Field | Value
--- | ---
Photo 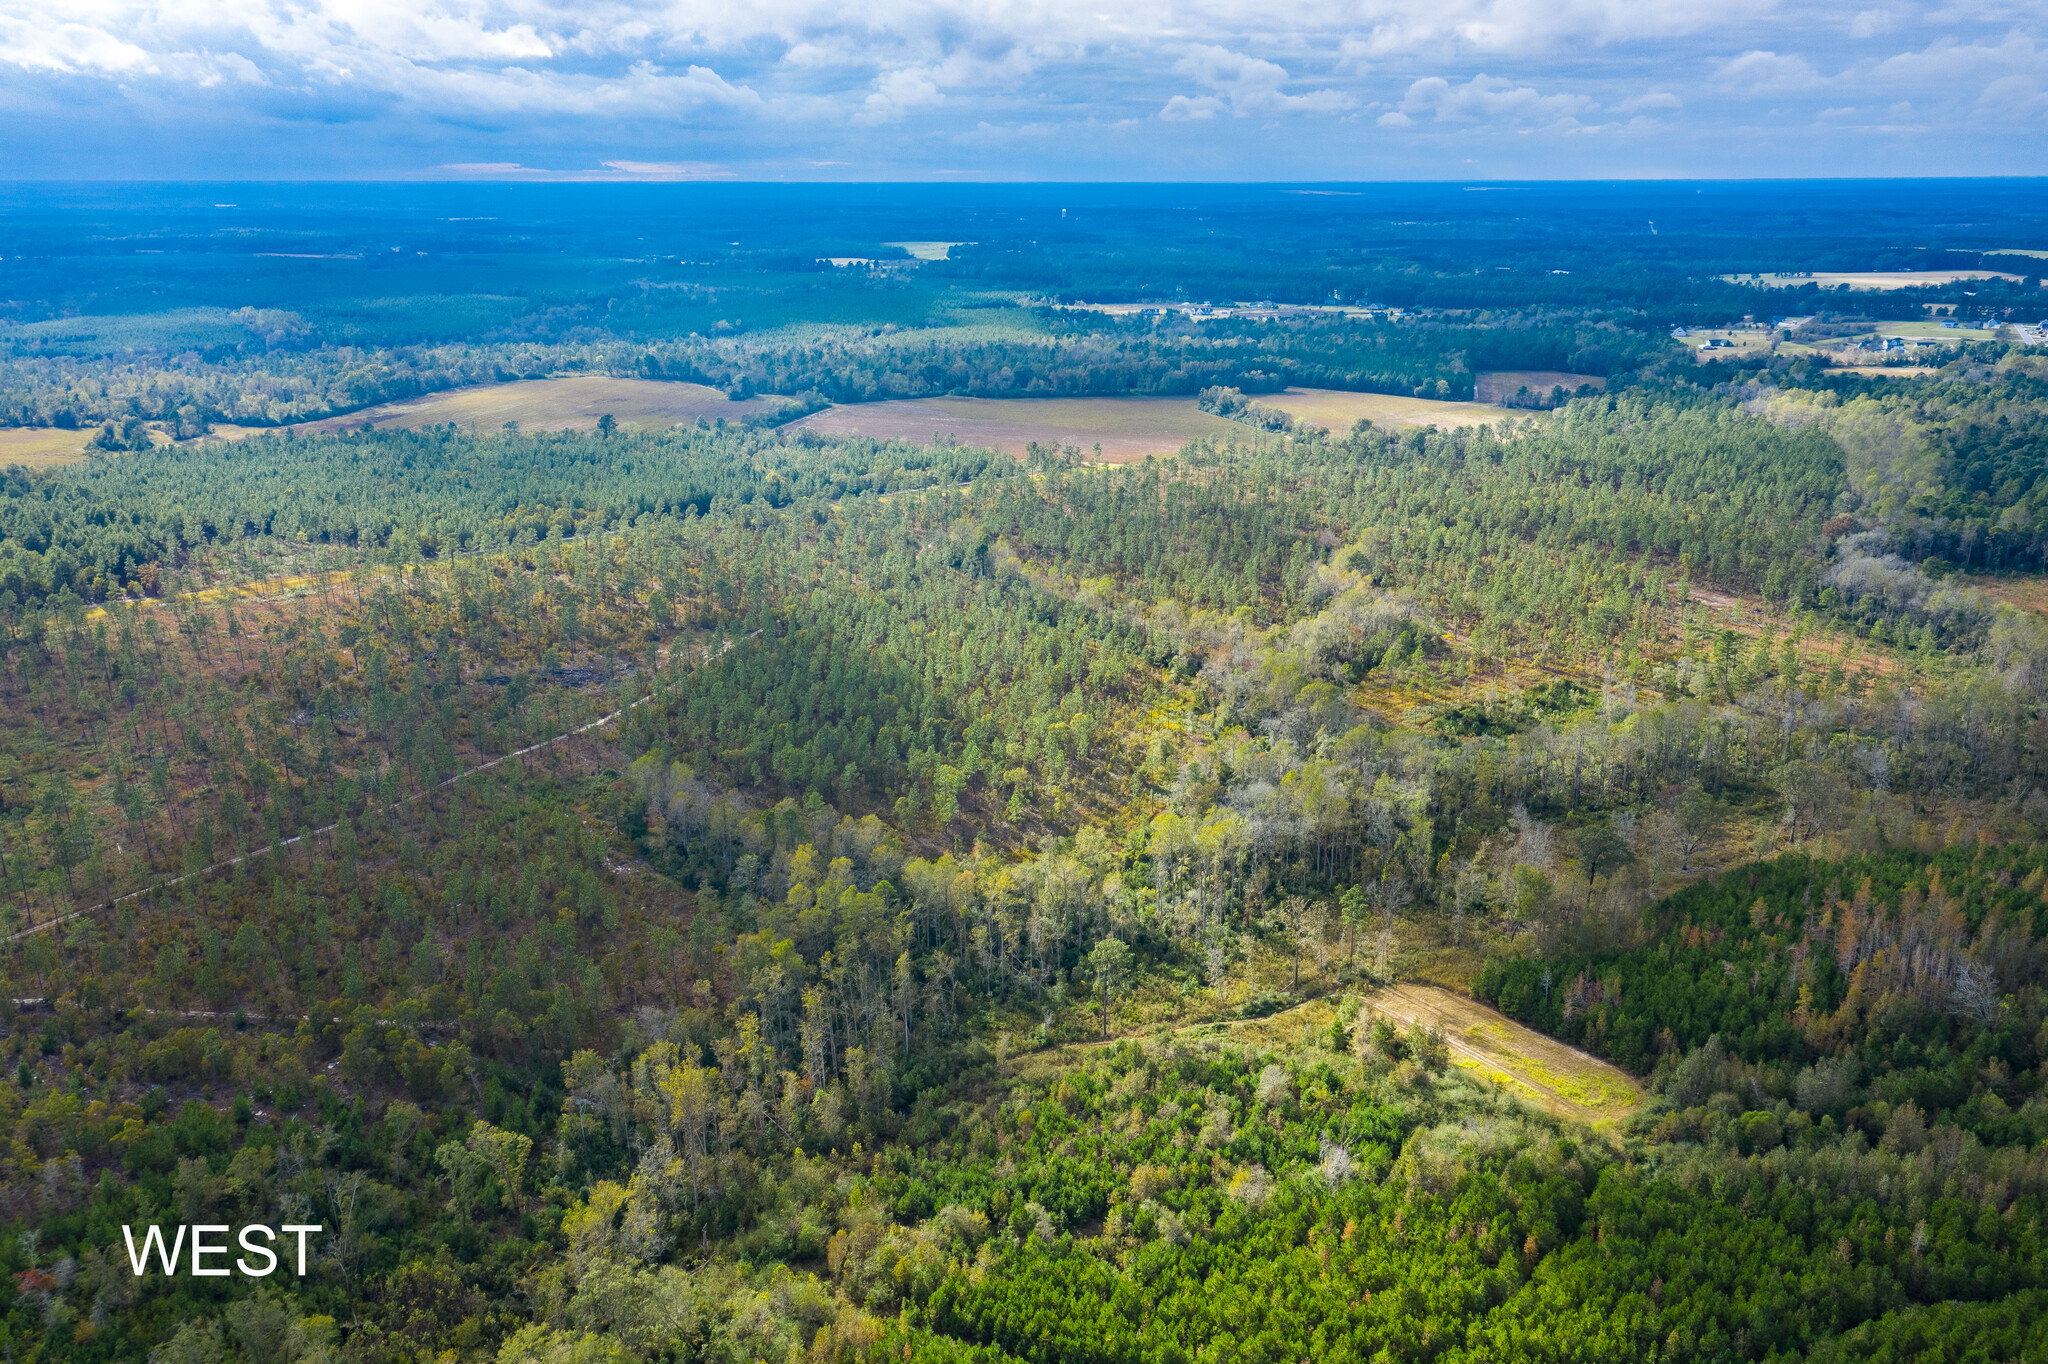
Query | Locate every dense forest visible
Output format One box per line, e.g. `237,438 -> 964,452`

4,367 -> 2048,1361
4,182 -> 2048,1364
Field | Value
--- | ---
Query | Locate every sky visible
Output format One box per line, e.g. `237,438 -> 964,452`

1,0 -> 2044,180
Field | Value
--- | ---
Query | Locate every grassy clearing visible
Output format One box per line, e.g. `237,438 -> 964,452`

1364,983 -> 1644,1126
287,376 -> 786,435
1269,387 -> 1519,431
0,425 -> 93,468
1965,574 -> 2048,616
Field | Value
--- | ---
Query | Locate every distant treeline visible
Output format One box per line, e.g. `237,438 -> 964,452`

0,313 -> 1674,431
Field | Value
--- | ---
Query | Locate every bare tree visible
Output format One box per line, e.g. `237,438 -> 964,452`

1277,896 -> 1327,993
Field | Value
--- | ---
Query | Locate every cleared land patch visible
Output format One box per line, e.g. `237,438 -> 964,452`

790,395 -> 1242,461
1965,574 -> 2048,617
0,426 -> 93,469
882,241 -> 968,260
1176,982 -> 1643,1128
1729,270 -> 2026,290
1363,983 -> 1643,1125
289,376 -> 785,435
1268,387 -> 1519,430
791,388 -> 1515,462
1472,371 -> 1606,405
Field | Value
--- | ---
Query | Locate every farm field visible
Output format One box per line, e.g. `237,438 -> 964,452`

881,240 -> 968,260
790,387 -> 1517,461
0,424 -> 92,468
1828,364 -> 1940,377
287,375 -> 785,435
789,393 -> 1239,460
1472,370 -> 1605,404
1728,269 -> 2027,289
1272,386 -> 1520,429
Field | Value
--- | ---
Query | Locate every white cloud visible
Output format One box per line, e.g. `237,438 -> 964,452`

1714,50 -> 1824,91
599,159 -> 731,175
1161,93 -> 1226,121
1164,44 -> 1355,118
0,13 -> 150,74
854,65 -> 944,124
1615,89 -> 1681,112
0,0 -> 2041,172
1976,73 -> 2048,117
1397,73 -> 1591,125
1870,33 -> 2044,86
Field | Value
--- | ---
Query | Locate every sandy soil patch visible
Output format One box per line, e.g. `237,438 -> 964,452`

289,376 -> 785,436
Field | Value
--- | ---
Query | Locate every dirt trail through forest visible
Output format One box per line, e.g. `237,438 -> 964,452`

6,690 -> 654,944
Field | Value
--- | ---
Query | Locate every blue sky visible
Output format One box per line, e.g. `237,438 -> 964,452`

1,0 -> 2043,179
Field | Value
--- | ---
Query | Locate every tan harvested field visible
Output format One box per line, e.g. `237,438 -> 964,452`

1730,270 -> 2025,290
1473,371 -> 1605,404
1830,365 -> 1939,378
1364,983 -> 1643,1125
1268,387 -> 1519,431
289,376 -> 785,436
882,241 -> 968,260
0,426 -> 94,468
791,388 -> 1516,463
790,395 -> 1242,461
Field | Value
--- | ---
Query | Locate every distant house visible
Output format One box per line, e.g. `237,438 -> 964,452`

1670,327 -> 1690,338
